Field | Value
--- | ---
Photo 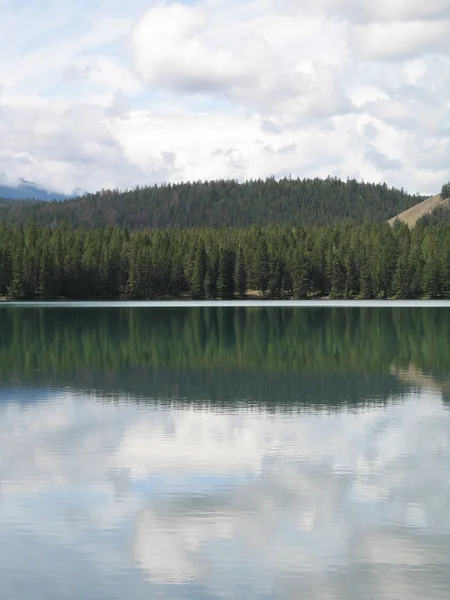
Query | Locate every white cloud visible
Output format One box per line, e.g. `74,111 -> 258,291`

352,20 -> 450,60
1,0 -> 450,195
130,1 -> 350,114
296,0 -> 450,23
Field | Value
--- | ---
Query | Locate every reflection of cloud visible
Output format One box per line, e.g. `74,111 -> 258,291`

1,389 -> 450,598
134,507 -> 207,584
114,411 -> 265,478
132,478 -> 346,589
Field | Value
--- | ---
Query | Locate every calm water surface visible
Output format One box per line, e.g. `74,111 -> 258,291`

1,306 -> 450,599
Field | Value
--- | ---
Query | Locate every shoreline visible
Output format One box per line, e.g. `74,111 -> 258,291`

1,299 -> 450,308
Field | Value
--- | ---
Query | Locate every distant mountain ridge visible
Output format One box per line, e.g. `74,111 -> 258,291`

0,178 -> 71,201
0,177 -> 427,229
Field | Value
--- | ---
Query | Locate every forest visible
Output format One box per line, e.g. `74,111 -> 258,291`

0,217 -> 449,300
0,176 -> 424,229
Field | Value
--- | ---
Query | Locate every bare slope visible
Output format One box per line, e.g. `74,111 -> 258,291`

388,194 -> 448,227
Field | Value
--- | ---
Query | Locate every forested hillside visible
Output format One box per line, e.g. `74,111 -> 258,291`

0,177 -> 424,229
0,219 -> 448,301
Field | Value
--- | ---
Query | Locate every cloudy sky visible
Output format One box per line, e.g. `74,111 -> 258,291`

1,0 -> 449,195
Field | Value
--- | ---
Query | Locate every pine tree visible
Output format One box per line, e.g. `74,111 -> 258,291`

330,250 -> 346,298
392,250 -> 412,299
344,251 -> 359,298
8,245 -> 25,300
0,243 -> 12,297
204,263 -> 218,299
168,252 -> 187,297
359,250 -> 373,299
290,247 -> 310,299
267,256 -> 283,298
423,244 -> 443,298
217,248 -> 235,299
142,245 -> 155,299
127,246 -> 145,299
372,225 -> 398,298
234,247 -> 247,297
251,238 -> 269,294
309,235 -> 326,295
39,243 -> 58,299
190,244 -> 207,299
409,229 -> 424,297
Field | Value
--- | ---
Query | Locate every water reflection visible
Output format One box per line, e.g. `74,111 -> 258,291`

2,306 -> 450,406
1,307 -> 450,599
1,387 -> 450,599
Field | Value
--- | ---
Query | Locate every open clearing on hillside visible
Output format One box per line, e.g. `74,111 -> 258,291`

388,194 -> 448,227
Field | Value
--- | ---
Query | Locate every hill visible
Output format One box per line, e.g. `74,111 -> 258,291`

388,194 -> 448,227
0,177 -> 425,229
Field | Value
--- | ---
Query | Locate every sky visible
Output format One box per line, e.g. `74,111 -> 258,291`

1,0 -> 450,195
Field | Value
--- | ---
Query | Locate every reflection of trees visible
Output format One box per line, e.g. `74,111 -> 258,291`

0,307 -> 449,407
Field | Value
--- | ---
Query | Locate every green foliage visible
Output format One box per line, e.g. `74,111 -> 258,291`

190,244 -> 208,299
217,248 -> 235,299
1,220 -> 450,300
234,248 -> 247,297
0,177 -> 425,230
290,247 -> 310,299
417,204 -> 450,227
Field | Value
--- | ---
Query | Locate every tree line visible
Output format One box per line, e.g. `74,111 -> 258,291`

0,218 -> 449,300
0,176 -> 424,229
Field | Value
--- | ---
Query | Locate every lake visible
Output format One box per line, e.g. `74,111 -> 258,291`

1,305 -> 450,599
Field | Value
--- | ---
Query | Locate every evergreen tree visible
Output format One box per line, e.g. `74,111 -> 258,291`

234,247 -> 247,297
127,245 -> 146,299
267,256 -> 283,298
39,243 -> 58,299
409,228 -> 424,297
329,249 -> 346,298
204,263 -> 218,299
344,251 -> 359,298
190,244 -> 207,299
142,245 -> 155,299
252,238 -> 269,295
422,242 -> 444,298
8,245 -> 25,300
359,250 -> 374,299
290,247 -> 310,299
392,250 -> 413,299
0,243 -> 12,297
217,248 -> 235,299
